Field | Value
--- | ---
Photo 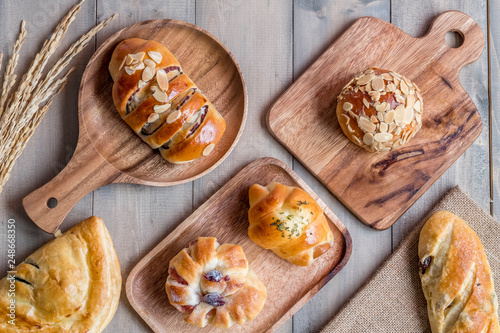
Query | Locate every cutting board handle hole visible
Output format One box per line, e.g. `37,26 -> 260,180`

47,197 -> 58,209
445,30 -> 464,48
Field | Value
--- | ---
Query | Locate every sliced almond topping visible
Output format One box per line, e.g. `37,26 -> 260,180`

381,73 -> 393,81
374,132 -> 393,143
153,89 -> 168,103
389,122 -> 396,132
148,51 -> 163,64
347,124 -> 355,133
375,103 -> 386,112
395,105 -> 405,124
386,83 -> 396,92
341,114 -> 350,124
124,66 -> 135,75
203,143 -> 215,156
406,94 -> 415,108
352,135 -> 362,145
154,103 -> 171,113
131,52 -> 146,62
365,82 -> 372,92
385,110 -> 396,123
404,107 -> 414,124
343,102 -> 353,111
356,73 -> 375,85
400,80 -> 409,95
393,77 -> 400,87
413,100 -> 422,112
142,66 -> 155,82
364,68 -> 375,74
167,110 -> 181,124
125,54 -> 135,65
372,77 -> 385,91
144,59 -> 156,68
415,113 -> 422,124
358,116 -> 376,133
371,115 -> 379,123
138,80 -> 147,89
157,70 -> 169,92
380,122 -> 388,133
363,98 -> 370,109
148,112 -> 159,123
368,90 -> 380,101
394,126 -> 403,136
363,133 -> 374,145
348,110 -> 358,120
130,61 -> 145,71
119,57 -> 127,70
377,111 -> 384,122
395,93 -> 405,104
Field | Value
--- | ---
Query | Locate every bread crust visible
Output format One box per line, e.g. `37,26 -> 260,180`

418,211 -> 500,333
247,182 -> 334,266
0,217 -> 121,333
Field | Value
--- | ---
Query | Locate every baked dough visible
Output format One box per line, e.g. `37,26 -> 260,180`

336,66 -> 423,152
165,237 -> 266,328
248,182 -> 334,266
109,38 -> 226,164
0,217 -> 121,332
418,211 -> 499,333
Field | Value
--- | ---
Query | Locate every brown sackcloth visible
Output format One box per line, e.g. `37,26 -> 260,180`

321,186 -> 500,333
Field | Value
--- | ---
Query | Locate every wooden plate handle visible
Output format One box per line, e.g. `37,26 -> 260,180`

22,136 -> 121,234
425,11 -> 485,73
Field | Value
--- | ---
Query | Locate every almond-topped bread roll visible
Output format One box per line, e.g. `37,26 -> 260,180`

109,38 -> 226,164
418,211 -> 500,333
248,182 -> 334,266
336,66 -> 423,152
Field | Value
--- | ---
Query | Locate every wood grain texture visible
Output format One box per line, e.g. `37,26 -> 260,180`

21,18 -> 247,233
290,1 -> 393,331
126,157 -> 351,333
268,11 -> 484,230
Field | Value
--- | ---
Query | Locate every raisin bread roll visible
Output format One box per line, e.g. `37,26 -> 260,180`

109,38 -> 226,164
247,182 -> 334,266
165,237 -> 266,328
336,66 -> 423,152
418,211 -> 500,333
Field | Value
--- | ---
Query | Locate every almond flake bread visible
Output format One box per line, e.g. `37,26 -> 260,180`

165,237 -> 266,328
248,182 -> 334,266
418,211 -> 499,333
109,38 -> 226,164
336,66 -> 423,152
0,217 -> 121,332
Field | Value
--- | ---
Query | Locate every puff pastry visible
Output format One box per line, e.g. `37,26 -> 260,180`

109,38 -> 226,164
248,182 -> 334,266
418,211 -> 499,333
0,216 -> 121,332
165,237 -> 266,328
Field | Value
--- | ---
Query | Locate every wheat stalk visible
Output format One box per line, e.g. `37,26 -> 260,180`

0,0 -> 117,194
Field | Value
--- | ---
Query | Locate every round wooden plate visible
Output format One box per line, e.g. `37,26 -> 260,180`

23,19 -> 247,233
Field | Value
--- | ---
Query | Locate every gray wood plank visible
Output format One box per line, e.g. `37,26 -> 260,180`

194,1 -> 294,332
94,1 -> 195,332
0,0 -> 95,276
391,1 -> 490,247
491,0 -> 500,219
291,1 -> 392,332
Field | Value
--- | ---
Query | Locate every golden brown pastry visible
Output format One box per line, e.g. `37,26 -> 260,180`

248,182 -> 333,266
0,216 -> 121,333
418,211 -> 499,333
109,38 -> 226,163
336,66 -> 423,152
165,237 -> 266,328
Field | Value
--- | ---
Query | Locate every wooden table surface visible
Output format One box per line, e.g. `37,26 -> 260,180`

0,0 -> 497,332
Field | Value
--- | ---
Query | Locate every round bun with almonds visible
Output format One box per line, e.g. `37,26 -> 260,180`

336,66 -> 423,152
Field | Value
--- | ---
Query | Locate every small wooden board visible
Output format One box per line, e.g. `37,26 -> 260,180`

267,11 -> 484,230
126,157 -> 352,333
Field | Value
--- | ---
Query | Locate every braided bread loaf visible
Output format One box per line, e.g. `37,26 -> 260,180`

419,211 -> 499,333
248,182 -> 334,266
165,237 -> 266,328
109,38 -> 226,163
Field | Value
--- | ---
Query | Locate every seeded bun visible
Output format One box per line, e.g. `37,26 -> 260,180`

336,67 -> 423,152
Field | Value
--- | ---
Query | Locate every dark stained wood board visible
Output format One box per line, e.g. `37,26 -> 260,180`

126,157 -> 352,333
22,19 -> 247,234
267,11 -> 484,230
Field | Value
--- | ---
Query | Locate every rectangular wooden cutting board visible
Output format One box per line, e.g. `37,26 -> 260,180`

267,11 -> 484,230
126,157 -> 352,333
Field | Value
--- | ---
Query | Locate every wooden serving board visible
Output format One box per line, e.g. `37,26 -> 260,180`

126,157 -> 352,333
267,11 -> 484,230
22,19 -> 247,233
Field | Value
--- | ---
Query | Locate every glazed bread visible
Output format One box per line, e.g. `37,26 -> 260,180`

109,38 -> 226,163
165,237 -> 266,328
0,217 -> 121,333
418,211 -> 499,333
336,66 -> 423,152
248,182 -> 333,266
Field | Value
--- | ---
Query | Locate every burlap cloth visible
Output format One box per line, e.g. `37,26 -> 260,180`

321,186 -> 500,333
